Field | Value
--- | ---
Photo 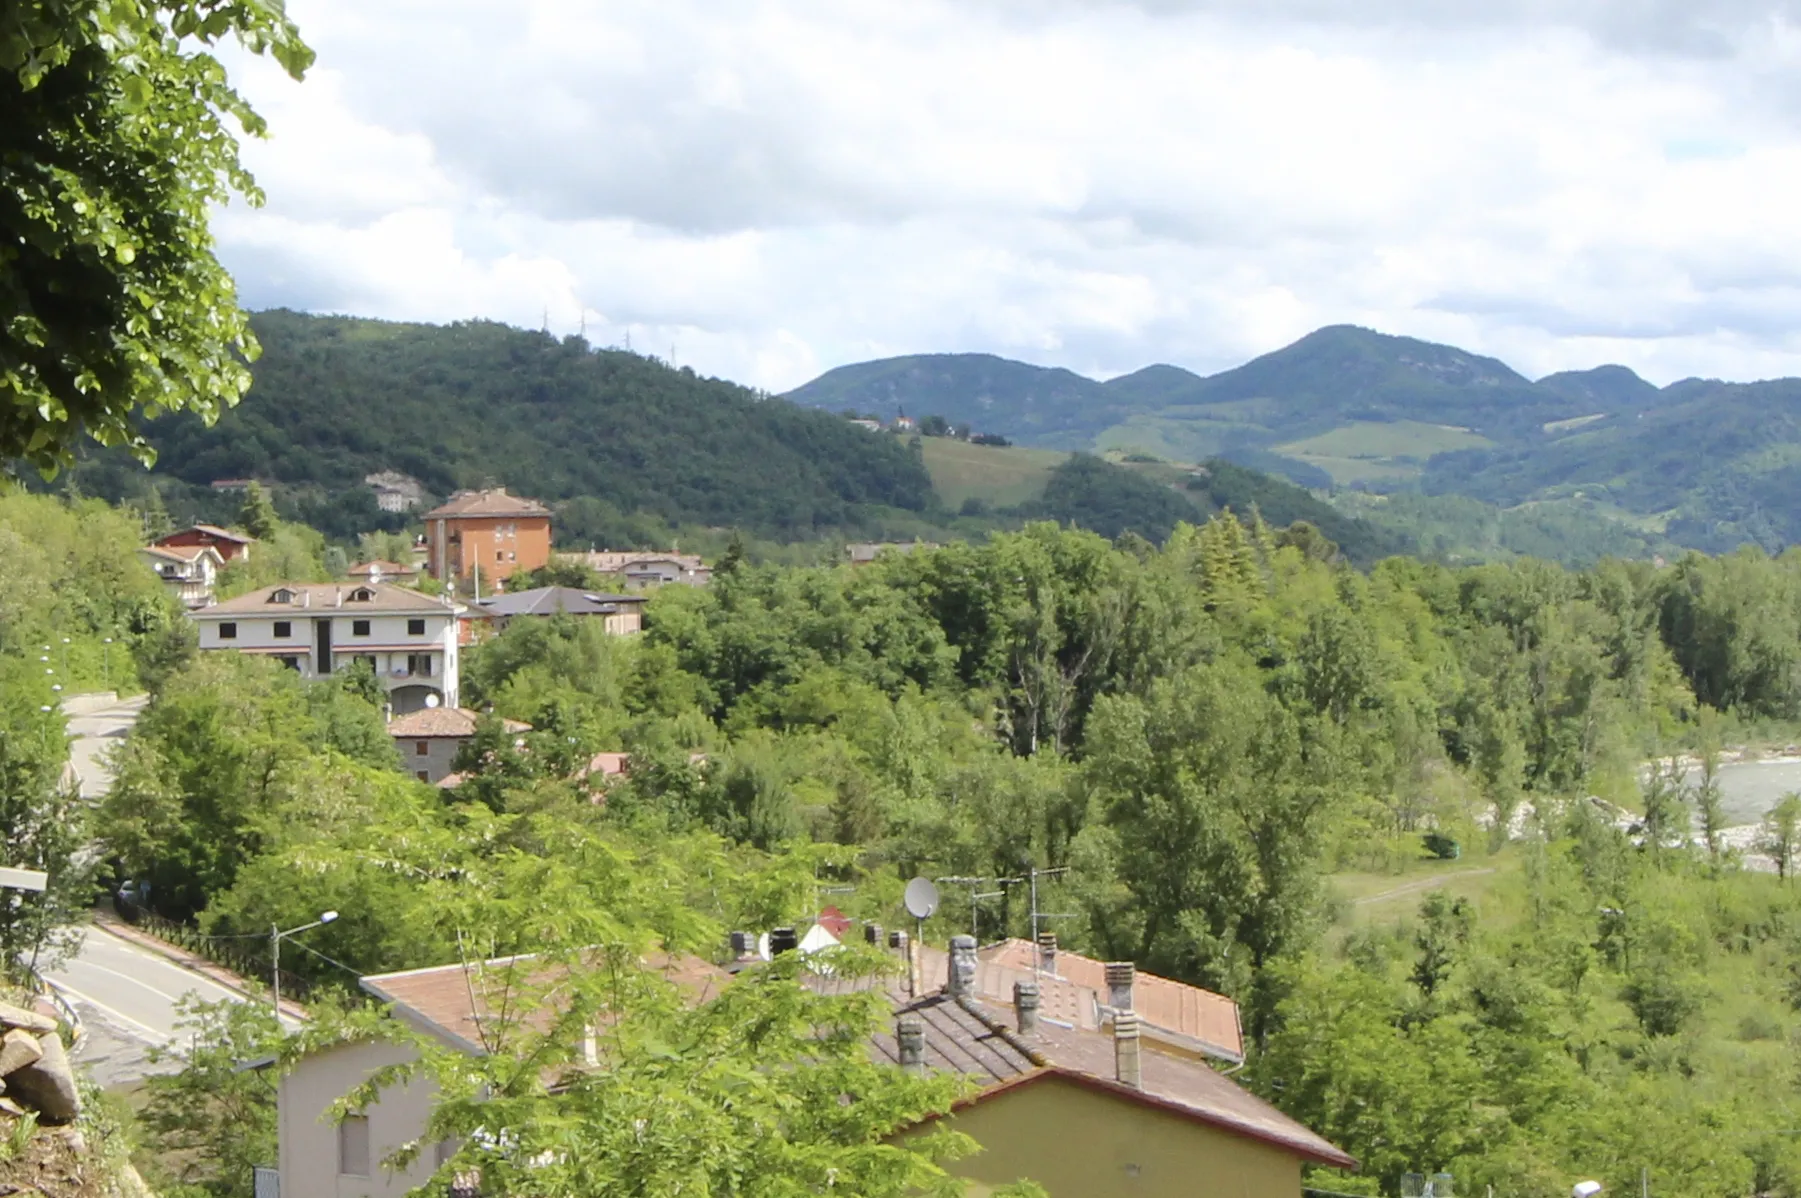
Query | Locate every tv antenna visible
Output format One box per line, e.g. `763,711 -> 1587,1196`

1026,866 -> 1075,973
937,875 -> 1020,943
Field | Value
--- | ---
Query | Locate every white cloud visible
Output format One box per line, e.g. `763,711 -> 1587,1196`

211,0 -> 1801,394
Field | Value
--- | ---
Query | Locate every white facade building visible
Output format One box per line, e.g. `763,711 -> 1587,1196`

190,582 -> 464,713
138,544 -> 224,609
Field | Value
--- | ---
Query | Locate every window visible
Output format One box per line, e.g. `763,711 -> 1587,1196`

354,654 -> 376,672
416,771 -> 430,782
338,1115 -> 370,1177
273,621 -> 291,638
408,618 -> 426,636
270,588 -> 294,604
495,550 -> 504,562
349,587 -> 375,602
352,619 -> 370,637
218,623 -> 237,640
408,654 -> 434,677
277,656 -> 300,671
415,741 -> 429,757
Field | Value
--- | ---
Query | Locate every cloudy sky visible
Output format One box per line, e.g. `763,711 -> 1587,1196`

215,0 -> 1801,391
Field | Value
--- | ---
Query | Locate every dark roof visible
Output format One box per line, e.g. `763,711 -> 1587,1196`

475,586 -> 645,618
810,966 -> 1352,1169
156,524 -> 254,544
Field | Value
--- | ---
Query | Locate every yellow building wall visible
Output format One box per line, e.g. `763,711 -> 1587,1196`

922,1076 -> 1305,1198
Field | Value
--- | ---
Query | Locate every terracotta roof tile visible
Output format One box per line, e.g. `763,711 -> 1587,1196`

387,707 -> 530,738
193,582 -> 463,618
423,489 -> 550,519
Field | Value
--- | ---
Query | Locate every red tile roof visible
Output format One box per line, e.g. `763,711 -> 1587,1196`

423,488 -> 550,519
387,707 -> 530,739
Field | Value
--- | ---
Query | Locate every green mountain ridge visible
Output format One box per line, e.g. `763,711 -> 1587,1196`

787,325 -> 1801,555
46,311 -> 1404,561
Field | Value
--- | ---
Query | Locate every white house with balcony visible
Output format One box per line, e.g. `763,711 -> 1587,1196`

190,582 -> 464,714
137,544 -> 225,609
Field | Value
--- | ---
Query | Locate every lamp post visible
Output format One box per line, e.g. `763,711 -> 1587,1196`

271,911 -> 338,1023
59,637 -> 69,676
102,638 -> 112,689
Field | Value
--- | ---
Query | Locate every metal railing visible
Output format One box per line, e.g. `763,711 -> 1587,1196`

119,903 -> 316,1003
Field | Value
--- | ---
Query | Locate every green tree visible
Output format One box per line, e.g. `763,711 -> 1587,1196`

1,0 -> 312,472
0,661 -> 91,974
1763,793 -> 1801,881
238,481 -> 278,540
139,997 -> 280,1198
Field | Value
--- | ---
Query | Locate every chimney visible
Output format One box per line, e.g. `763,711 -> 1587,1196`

896,1017 -> 925,1073
888,929 -> 907,951
864,923 -> 884,946
947,934 -> 977,997
1114,1010 -> 1142,1089
1105,961 -> 1135,1012
727,931 -> 755,960
1037,931 -> 1058,975
768,927 -> 799,955
1013,980 -> 1040,1036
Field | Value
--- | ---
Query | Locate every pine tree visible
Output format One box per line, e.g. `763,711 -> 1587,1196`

238,482 -> 279,540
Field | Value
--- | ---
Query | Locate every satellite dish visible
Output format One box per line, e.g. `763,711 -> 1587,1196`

903,877 -> 940,920
424,694 -> 440,708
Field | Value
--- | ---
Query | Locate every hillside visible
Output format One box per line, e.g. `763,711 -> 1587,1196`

790,325 -> 1801,556
784,353 -> 1123,449
70,311 -> 937,541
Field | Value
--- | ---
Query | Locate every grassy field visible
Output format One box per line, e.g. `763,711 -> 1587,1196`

1272,419 -> 1498,486
920,438 -> 1068,509
1327,848 -> 1520,929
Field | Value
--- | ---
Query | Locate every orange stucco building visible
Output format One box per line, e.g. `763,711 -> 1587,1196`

422,488 -> 551,592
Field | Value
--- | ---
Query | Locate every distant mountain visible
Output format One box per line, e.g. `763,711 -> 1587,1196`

784,353 -> 1121,449
789,325 -> 1801,555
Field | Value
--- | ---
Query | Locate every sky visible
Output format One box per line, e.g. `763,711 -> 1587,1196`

214,0 -> 1801,392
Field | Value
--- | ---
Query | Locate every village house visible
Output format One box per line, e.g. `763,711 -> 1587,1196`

276,951 -> 729,1198
153,523 -> 255,564
847,540 -> 936,566
346,560 -> 419,586
136,544 -> 224,609
386,706 -> 529,784
189,582 -> 464,714
465,586 -> 645,637
422,488 -> 552,591
274,932 -> 1348,1198
559,549 -> 710,587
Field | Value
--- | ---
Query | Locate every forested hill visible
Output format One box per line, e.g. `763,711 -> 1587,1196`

788,326 -> 1801,555
87,311 -> 936,539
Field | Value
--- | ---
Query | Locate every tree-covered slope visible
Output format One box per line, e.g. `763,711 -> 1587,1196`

99,311 -> 938,539
783,353 -> 1124,448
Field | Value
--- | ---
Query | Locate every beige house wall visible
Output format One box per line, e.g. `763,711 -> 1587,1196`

278,1039 -> 445,1198
918,1075 -> 1306,1198
394,735 -> 465,783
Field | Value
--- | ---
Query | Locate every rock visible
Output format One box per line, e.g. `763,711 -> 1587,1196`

0,1028 -> 43,1076
56,1128 -> 86,1155
6,1033 -> 80,1123
0,1002 -> 56,1035
0,1095 -> 21,1116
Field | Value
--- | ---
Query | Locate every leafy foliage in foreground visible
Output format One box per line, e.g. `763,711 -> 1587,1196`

0,0 -> 312,472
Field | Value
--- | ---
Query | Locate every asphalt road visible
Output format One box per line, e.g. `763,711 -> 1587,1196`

46,923 -> 252,1085
61,691 -> 147,800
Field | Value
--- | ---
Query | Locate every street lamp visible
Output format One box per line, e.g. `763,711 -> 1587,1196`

102,638 -> 113,689
271,911 -> 338,1022
59,637 -> 69,675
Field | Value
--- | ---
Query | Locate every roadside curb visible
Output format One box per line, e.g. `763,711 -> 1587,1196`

89,911 -> 310,1023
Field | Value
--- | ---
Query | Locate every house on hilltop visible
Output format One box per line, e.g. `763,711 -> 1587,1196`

190,582 -> 463,714
423,488 -> 551,592
153,524 -> 254,564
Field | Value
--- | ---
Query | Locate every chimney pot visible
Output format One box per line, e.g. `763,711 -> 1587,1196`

1114,1010 -> 1142,1089
1013,980 -> 1040,1036
864,923 -> 884,946
1105,961 -> 1136,1012
947,934 -> 977,997
1037,931 -> 1058,975
896,1016 -> 925,1073
727,931 -> 754,958
769,927 -> 799,955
